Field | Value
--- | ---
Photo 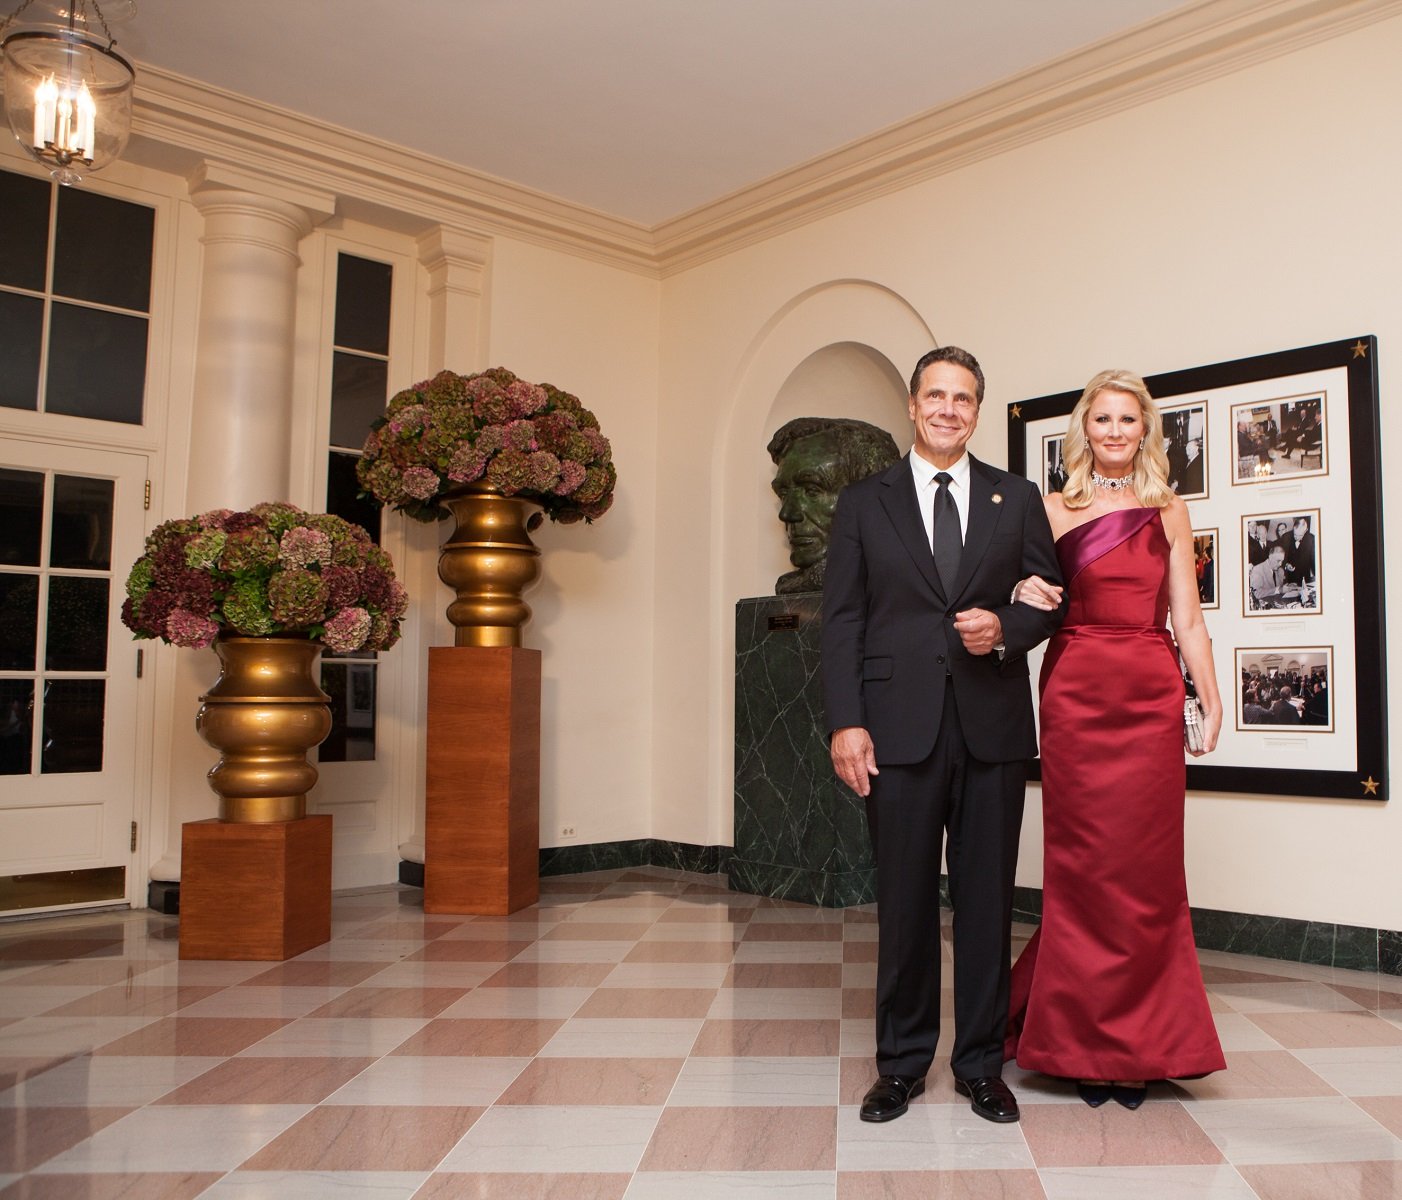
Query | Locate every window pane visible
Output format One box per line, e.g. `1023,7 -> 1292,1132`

329,352 -> 388,449
0,679 -> 34,776
0,469 -> 45,566
334,254 -> 392,355
0,169 -> 51,291
46,303 -> 148,424
53,187 -> 154,312
50,476 -> 114,570
46,577 -> 109,671
319,661 -> 376,762
0,292 -> 44,412
327,451 -> 380,544
41,678 -> 104,773
0,572 -> 39,669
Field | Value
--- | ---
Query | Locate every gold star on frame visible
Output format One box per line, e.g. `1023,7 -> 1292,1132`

1362,776 -> 1380,796
1353,340 -> 1369,358
1010,404 -> 1023,420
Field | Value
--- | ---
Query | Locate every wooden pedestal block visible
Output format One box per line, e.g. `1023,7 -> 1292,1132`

425,646 -> 540,915
179,815 -> 332,960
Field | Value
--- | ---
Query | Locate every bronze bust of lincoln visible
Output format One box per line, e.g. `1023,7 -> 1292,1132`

768,416 -> 900,595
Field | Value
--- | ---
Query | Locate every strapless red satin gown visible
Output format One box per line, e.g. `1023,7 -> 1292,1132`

1005,507 -> 1224,1080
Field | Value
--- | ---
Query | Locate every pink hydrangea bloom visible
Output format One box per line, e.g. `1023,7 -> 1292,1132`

322,606 -> 372,653
402,466 -> 441,500
387,580 -> 410,619
554,460 -> 588,495
166,608 -> 220,649
386,405 -> 430,437
277,526 -> 333,568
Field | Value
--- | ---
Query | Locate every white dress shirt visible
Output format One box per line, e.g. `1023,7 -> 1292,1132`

910,450 -> 970,552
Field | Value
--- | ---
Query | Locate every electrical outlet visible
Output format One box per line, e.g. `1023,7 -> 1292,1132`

560,826 -> 577,839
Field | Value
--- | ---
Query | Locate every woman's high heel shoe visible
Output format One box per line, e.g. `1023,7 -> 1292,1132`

1112,1083 -> 1148,1109
1076,1080 -> 1113,1108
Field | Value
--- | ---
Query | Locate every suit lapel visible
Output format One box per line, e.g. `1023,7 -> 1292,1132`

948,455 -> 1008,603
878,456 -> 943,599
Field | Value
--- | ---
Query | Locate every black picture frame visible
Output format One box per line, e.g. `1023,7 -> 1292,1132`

1008,335 -> 1385,801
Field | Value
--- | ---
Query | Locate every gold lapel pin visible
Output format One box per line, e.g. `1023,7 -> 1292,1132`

991,494 -> 1003,504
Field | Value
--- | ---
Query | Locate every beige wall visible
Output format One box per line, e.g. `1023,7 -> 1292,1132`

656,15 -> 1402,929
486,237 -> 662,848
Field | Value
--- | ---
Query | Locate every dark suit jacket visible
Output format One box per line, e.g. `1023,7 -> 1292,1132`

821,453 -> 1065,766
1179,454 -> 1204,496
1286,531 -> 1316,582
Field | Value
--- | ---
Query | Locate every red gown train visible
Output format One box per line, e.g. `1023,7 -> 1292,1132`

1005,507 -> 1224,1080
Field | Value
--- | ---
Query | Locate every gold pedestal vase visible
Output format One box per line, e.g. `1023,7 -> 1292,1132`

438,483 -> 543,647
195,635 -> 333,823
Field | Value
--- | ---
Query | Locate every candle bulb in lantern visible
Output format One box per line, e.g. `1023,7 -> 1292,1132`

33,75 -> 57,149
75,81 -> 95,158
55,92 -> 72,152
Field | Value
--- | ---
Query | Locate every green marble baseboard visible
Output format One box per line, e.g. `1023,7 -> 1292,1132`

728,853 -> 874,908
538,839 -> 727,877
394,846 -> 1402,977
998,875 -> 1397,976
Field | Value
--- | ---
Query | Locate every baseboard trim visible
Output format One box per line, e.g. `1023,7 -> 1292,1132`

161,836 -> 1399,977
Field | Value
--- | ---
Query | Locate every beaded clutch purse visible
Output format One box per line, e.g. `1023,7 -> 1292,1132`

1184,695 -> 1206,753
1179,647 -> 1205,753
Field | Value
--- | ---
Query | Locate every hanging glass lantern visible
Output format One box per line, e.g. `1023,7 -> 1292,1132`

1,1 -> 135,185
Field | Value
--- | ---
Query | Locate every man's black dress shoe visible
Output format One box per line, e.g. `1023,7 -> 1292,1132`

859,1074 -> 924,1122
954,1075 -> 1020,1123
1076,1081 -> 1113,1108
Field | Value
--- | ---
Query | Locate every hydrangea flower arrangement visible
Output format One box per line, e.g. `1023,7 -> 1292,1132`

355,367 -> 616,525
121,503 -> 408,652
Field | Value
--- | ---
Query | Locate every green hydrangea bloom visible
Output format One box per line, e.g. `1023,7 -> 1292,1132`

221,578 -> 276,635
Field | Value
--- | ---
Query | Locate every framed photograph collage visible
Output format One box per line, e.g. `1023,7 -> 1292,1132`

1009,336 -> 1385,801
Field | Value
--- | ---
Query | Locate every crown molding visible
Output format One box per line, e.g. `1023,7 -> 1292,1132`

128,66 -> 660,276
652,0 -> 1402,275
120,0 -> 1400,280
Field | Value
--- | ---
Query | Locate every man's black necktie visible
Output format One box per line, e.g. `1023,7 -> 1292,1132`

933,471 -> 962,592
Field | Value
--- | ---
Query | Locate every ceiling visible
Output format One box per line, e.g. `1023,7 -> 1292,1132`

105,0 -> 1196,227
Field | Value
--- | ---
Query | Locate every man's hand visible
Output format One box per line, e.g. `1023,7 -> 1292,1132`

830,726 -> 878,797
953,608 -> 1004,656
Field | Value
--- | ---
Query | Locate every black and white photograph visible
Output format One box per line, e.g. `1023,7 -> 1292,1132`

1193,529 -> 1218,609
1163,402 -> 1207,499
1237,647 -> 1332,732
1243,509 -> 1320,615
1232,393 -> 1327,484
1010,335 -> 1382,798
1042,433 -> 1066,495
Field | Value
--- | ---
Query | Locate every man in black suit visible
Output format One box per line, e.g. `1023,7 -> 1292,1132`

1178,438 -> 1204,496
1283,516 -> 1316,584
822,346 -> 1065,1125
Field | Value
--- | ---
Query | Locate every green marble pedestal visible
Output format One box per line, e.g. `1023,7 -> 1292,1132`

732,594 -> 875,906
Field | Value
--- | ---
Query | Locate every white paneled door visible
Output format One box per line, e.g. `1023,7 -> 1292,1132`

0,438 -> 148,914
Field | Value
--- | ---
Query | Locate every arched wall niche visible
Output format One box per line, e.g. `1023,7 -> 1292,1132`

703,279 -> 934,843
758,341 -> 908,592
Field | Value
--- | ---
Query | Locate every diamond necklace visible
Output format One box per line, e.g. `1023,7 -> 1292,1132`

1090,470 -> 1134,491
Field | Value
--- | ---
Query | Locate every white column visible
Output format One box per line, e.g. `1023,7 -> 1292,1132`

186,163 -> 335,509
396,226 -> 494,871
417,226 -> 492,374
147,165 -> 334,884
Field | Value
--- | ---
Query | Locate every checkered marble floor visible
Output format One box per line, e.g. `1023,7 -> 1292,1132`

2,866 -> 1402,1199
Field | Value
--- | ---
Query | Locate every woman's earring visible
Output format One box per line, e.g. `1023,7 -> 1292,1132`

1138,438 -> 1145,451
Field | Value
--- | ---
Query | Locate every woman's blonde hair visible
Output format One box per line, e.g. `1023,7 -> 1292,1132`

1060,369 -> 1174,510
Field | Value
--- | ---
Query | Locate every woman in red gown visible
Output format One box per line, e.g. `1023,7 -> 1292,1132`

1006,370 -> 1226,1108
